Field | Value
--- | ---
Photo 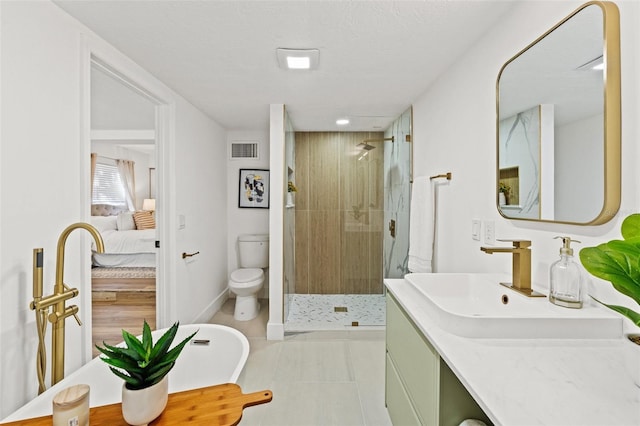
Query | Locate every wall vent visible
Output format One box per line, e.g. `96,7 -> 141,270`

230,141 -> 259,160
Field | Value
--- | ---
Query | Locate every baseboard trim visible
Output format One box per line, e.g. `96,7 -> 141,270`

191,288 -> 229,324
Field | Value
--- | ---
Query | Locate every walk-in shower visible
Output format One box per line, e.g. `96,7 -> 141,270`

283,109 -> 412,331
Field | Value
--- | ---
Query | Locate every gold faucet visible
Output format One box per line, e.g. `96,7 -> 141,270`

30,222 -> 105,388
480,239 -> 545,297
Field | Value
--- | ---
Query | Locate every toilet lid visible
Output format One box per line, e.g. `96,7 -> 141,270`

231,268 -> 263,283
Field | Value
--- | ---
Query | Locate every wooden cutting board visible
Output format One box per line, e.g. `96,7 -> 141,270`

2,383 -> 272,425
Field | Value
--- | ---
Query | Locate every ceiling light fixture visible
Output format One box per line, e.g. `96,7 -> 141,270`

287,56 -> 310,69
276,48 -> 319,70
336,118 -> 350,125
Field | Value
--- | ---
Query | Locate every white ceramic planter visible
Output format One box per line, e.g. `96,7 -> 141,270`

121,377 -> 168,426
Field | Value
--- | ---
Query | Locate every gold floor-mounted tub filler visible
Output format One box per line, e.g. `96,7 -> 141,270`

30,223 -> 104,393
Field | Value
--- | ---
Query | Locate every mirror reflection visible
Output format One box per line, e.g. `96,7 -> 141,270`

497,2 -> 620,224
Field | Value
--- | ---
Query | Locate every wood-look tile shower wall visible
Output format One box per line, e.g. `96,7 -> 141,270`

295,132 -> 384,295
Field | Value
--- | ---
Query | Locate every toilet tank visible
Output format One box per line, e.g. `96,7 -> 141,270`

238,234 -> 269,268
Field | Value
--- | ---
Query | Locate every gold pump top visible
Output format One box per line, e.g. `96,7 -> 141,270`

554,236 -> 580,256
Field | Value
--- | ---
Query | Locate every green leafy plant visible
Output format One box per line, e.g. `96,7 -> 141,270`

499,181 -> 511,195
579,214 -> 640,326
96,320 -> 198,390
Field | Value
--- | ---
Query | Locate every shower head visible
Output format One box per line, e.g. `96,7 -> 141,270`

360,136 -> 395,146
357,142 -> 376,151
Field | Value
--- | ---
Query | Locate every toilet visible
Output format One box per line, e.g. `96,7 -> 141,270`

229,234 -> 269,321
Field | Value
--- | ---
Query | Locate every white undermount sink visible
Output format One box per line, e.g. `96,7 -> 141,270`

404,273 -> 622,339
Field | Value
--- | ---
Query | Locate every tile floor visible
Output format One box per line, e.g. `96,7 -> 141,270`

209,298 -> 392,426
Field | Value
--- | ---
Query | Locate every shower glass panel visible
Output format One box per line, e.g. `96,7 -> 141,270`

384,108 -> 412,279
283,110 -> 295,324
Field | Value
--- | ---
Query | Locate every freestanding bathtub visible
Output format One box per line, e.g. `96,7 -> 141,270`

1,324 -> 250,423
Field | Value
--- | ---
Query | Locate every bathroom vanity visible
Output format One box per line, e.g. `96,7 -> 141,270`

385,276 -> 640,426
386,292 -> 491,425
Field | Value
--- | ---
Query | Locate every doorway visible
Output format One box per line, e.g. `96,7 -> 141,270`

88,60 -> 158,355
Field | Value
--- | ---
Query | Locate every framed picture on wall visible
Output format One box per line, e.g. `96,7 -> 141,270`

239,169 -> 270,209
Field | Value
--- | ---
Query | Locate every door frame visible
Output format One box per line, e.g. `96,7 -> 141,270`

79,34 -> 177,363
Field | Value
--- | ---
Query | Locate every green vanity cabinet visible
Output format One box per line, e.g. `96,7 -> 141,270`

385,293 -> 492,426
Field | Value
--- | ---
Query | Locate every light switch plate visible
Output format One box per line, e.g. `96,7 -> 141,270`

472,219 -> 481,241
484,220 -> 495,245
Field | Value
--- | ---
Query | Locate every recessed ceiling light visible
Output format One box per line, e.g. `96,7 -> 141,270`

276,48 -> 319,70
336,118 -> 350,125
287,56 -> 310,69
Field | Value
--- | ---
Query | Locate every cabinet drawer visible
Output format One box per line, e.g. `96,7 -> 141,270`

386,294 -> 439,425
386,353 -> 422,426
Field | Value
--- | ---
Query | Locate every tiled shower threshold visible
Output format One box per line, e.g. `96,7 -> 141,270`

285,293 -> 386,332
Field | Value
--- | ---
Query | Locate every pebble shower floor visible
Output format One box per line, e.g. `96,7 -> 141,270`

285,293 -> 386,331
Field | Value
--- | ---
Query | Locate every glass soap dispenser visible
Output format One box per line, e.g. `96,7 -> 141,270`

549,236 -> 583,308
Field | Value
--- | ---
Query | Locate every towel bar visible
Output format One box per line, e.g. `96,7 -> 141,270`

430,172 -> 452,180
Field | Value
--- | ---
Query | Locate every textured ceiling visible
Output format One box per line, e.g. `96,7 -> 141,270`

54,1 -> 515,131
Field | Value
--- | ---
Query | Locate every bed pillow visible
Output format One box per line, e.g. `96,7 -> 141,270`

116,211 -> 136,231
133,211 -> 156,230
90,215 -> 118,233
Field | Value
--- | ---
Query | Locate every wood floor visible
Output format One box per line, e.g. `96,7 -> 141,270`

92,277 -> 156,357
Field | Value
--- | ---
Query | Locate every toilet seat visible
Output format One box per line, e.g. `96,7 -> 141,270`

230,268 -> 263,283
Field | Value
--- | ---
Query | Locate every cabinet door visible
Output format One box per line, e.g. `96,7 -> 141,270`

386,294 -> 439,425
386,354 -> 422,426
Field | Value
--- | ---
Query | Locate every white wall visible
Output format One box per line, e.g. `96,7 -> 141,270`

0,1 -> 229,418
412,0 -> 639,319
555,113 -> 604,222
174,96 -> 228,324
267,104 -> 285,340
226,130 -> 270,297
1,2 -> 90,416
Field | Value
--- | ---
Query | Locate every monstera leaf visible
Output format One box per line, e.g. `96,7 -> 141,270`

580,214 -> 640,325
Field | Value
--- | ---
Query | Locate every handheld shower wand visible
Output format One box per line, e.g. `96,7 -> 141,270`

31,248 -> 47,394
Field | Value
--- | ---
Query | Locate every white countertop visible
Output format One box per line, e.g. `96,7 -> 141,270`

385,279 -> 640,426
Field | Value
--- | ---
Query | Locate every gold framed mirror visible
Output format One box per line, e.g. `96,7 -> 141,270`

496,1 -> 620,225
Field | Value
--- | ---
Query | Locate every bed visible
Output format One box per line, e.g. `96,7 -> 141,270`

90,204 -> 157,268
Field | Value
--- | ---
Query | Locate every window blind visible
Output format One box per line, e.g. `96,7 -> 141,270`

92,163 -> 127,206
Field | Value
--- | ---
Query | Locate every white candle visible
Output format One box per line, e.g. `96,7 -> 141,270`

52,384 -> 90,426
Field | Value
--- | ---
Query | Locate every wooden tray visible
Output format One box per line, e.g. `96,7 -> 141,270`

3,383 -> 272,425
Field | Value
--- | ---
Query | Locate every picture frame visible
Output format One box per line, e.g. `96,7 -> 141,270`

239,169 -> 270,209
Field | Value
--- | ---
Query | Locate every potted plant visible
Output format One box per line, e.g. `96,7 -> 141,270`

286,181 -> 297,206
498,182 -> 510,205
96,320 -> 197,425
579,214 -> 640,384
579,214 -> 640,324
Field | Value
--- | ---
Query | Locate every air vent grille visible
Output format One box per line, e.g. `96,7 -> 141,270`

230,142 -> 259,159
